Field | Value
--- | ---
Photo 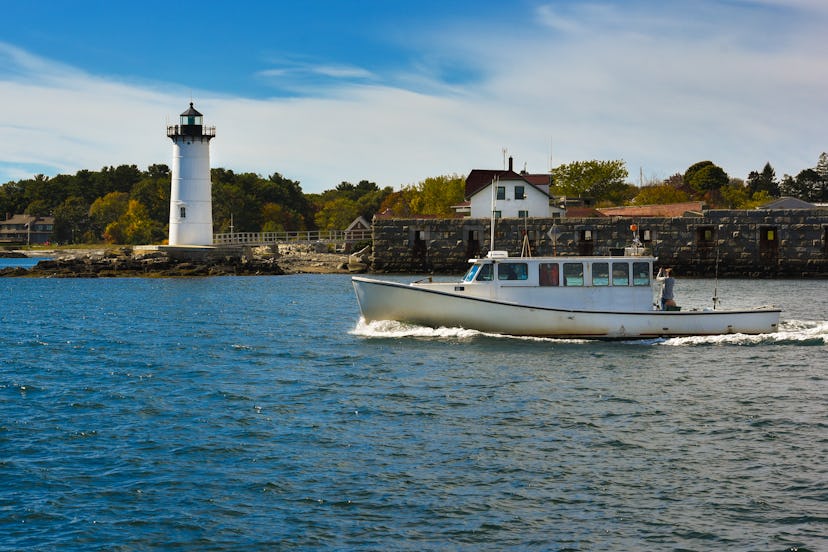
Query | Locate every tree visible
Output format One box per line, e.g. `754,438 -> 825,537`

53,196 -> 90,243
779,168 -> 824,202
409,174 -> 466,216
632,184 -> 689,206
89,191 -> 129,239
746,162 -> 779,196
686,162 -> 728,194
551,160 -> 629,203
314,197 -> 360,230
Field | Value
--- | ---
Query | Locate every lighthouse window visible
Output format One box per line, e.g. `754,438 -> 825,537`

180,206 -> 186,218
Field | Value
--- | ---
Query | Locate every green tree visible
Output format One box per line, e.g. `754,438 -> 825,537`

686,162 -> 729,194
53,196 -> 90,243
746,162 -> 779,196
409,174 -> 465,215
551,160 -> 629,202
314,197 -> 360,230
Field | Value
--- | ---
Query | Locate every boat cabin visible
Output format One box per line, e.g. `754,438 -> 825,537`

453,253 -> 658,312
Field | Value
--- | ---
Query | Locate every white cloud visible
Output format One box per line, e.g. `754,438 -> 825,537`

1,1 -> 827,193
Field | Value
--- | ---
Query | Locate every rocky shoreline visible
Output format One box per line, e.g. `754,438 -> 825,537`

0,244 -> 370,278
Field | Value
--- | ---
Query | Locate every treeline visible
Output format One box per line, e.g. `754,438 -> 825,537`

1,154 -> 825,245
0,164 -> 466,245
551,154 -> 828,208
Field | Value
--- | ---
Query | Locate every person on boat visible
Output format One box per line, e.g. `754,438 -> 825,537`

657,267 -> 676,310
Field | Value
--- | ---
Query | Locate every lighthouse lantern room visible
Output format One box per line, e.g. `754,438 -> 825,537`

167,102 -> 216,246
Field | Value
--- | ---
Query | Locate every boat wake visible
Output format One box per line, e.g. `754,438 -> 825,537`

350,318 -> 592,343
636,318 -> 827,347
352,318 -> 827,346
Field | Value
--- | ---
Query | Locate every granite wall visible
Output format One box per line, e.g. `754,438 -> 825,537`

370,210 -> 828,277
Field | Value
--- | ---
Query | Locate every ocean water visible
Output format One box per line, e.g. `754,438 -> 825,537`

1,274 -> 825,551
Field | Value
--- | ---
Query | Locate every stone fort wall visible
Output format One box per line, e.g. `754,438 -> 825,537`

370,210 -> 828,277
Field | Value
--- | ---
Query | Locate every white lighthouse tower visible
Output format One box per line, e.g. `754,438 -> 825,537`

167,102 -> 216,246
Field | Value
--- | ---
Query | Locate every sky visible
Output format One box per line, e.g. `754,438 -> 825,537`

1,0 -> 826,193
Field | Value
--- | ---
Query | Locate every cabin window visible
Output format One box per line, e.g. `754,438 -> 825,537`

592,262 -> 609,286
179,206 -> 186,218
476,264 -> 494,281
496,186 -> 506,200
463,264 -> 480,283
632,262 -> 650,286
498,262 -> 528,281
612,262 -> 630,286
539,263 -> 559,286
563,262 -> 584,286
515,186 -> 525,200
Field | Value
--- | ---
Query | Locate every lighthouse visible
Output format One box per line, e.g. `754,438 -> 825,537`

167,102 -> 216,246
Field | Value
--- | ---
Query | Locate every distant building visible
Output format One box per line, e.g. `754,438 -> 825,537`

460,157 -> 565,219
0,214 -> 55,245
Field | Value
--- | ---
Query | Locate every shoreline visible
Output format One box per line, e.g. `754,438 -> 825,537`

0,245 -> 364,277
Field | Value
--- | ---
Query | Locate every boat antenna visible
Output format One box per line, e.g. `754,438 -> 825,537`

490,176 -> 497,253
712,225 -> 721,310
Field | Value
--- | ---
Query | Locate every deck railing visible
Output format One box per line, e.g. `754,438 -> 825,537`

213,229 -> 371,246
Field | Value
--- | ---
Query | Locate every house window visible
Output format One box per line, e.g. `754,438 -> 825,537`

496,186 -> 506,200
518,210 -> 529,219
515,186 -> 525,200
180,206 -> 186,218
494,211 -> 502,219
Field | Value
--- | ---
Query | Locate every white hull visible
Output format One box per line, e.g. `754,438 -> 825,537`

352,276 -> 781,339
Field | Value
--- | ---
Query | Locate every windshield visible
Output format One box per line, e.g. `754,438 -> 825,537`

462,264 -> 481,282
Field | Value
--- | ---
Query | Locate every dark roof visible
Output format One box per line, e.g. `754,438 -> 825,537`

180,102 -> 202,117
758,196 -> 816,210
465,169 -> 551,199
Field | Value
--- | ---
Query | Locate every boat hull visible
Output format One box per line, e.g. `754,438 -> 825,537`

352,276 -> 781,338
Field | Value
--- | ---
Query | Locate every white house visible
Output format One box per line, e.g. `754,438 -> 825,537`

462,158 -> 565,219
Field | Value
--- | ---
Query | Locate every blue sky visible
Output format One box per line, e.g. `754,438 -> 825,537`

1,0 -> 826,193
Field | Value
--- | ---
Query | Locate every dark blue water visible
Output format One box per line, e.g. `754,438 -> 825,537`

1,275 -> 826,551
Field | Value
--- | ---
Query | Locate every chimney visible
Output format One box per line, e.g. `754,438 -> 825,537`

508,156 -> 513,172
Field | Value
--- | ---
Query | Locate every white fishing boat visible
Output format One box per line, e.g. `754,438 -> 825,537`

352,232 -> 781,339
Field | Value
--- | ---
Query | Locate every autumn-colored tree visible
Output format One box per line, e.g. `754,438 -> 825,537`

632,184 -> 689,206
89,191 -> 129,239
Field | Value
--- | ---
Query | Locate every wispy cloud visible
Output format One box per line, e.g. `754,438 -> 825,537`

1,1 -> 827,192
